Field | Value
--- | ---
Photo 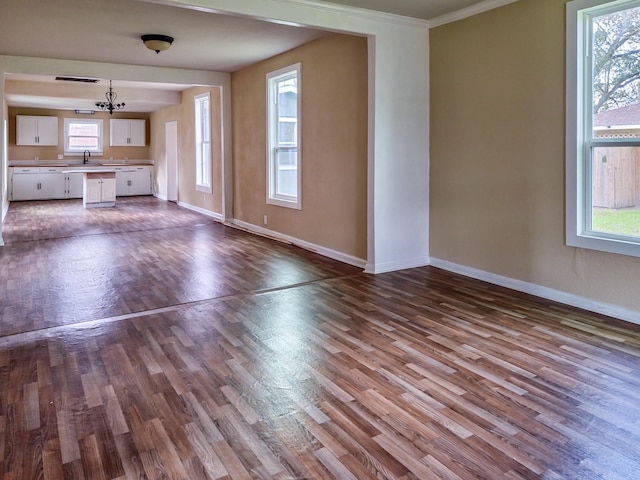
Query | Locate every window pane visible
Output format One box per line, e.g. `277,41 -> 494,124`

591,145 -> 640,238
69,123 -> 99,136
69,137 -> 98,149
592,6 -> 640,138
275,148 -> 297,197
277,120 -> 297,144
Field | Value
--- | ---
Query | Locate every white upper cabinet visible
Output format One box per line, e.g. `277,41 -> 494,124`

16,115 -> 59,145
110,119 -> 146,146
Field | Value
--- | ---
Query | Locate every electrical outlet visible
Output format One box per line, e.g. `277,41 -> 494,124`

35,156 -> 39,161
57,154 -> 63,160
263,215 -> 268,225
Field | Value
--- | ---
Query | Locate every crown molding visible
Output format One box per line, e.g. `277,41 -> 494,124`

428,0 -> 521,28
286,0 -> 430,28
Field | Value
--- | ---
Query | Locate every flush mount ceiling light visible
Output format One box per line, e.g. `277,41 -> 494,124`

95,80 -> 125,115
141,34 -> 174,54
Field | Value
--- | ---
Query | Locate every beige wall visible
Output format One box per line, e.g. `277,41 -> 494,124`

232,34 -> 368,260
150,86 -> 223,215
8,107 -> 150,162
430,0 -> 640,311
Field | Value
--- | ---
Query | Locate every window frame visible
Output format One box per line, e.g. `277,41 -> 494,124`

266,63 -> 302,210
64,118 -> 103,156
566,0 -> 640,258
194,92 -> 212,194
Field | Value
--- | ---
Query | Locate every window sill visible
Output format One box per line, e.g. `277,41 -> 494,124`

267,197 -> 301,210
567,231 -> 640,258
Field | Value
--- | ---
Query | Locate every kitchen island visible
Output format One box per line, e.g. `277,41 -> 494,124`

62,169 -> 116,208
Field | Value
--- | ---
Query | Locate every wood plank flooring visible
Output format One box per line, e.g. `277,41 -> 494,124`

1,198 -> 640,479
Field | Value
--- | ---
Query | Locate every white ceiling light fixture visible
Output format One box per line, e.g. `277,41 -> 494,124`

141,34 -> 174,54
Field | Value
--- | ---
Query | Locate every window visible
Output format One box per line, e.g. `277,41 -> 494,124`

195,92 -> 212,193
267,63 -> 301,209
64,118 -> 103,155
567,0 -> 640,257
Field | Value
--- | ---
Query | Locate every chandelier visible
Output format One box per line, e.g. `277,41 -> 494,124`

95,80 -> 125,114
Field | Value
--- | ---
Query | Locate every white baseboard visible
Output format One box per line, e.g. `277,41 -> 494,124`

232,219 -> 367,269
154,193 -> 168,201
365,256 -> 430,274
430,257 -> 640,326
176,201 -> 224,222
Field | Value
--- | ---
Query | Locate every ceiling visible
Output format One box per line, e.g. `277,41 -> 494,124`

1,0 -> 489,112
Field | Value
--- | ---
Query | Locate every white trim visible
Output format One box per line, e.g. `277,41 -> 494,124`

364,256 -> 430,274
266,63 -> 302,210
232,219 -> 366,269
176,201 -> 224,221
0,200 -> 5,246
195,92 -> 212,193
154,192 -> 168,201
566,0 -> 640,258
429,0 -> 521,28
430,257 -> 640,326
63,117 -> 103,156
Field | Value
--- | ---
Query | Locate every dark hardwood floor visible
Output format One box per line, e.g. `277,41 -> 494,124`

1,197 -> 639,479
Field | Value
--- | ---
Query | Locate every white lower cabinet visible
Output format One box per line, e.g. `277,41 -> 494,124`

114,166 -> 152,196
67,172 -> 84,199
84,174 -> 116,208
11,167 -> 66,200
10,165 -> 154,200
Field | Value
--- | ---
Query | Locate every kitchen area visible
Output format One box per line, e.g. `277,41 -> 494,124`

8,108 -> 154,206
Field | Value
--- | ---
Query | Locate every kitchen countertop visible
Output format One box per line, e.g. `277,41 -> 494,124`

61,169 -> 117,174
10,163 -> 153,168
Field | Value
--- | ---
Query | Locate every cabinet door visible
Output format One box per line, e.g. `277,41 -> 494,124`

67,173 -> 84,198
115,169 -> 130,196
39,172 -> 66,199
11,173 -> 40,200
36,117 -> 59,146
110,119 -> 130,146
100,178 -> 117,202
16,116 -> 38,145
128,120 -> 146,146
129,167 -> 152,195
84,178 -> 102,204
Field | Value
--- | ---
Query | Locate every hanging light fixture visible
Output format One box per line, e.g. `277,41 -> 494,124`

95,80 -> 125,114
141,34 -> 174,54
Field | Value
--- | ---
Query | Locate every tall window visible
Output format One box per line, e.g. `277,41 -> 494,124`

267,63 -> 301,209
64,118 -> 103,155
195,92 -> 212,193
567,0 -> 640,257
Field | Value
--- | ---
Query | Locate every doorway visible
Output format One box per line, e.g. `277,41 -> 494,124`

165,121 -> 178,202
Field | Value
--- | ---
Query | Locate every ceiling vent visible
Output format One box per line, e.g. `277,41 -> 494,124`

55,76 -> 99,83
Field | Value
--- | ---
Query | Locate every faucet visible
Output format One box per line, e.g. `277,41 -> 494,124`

83,150 -> 91,164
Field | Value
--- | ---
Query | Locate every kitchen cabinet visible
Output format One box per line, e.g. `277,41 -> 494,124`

84,172 -> 116,208
114,166 -> 153,196
10,167 -> 66,200
67,172 -> 84,199
16,115 -> 59,146
110,119 -> 146,146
